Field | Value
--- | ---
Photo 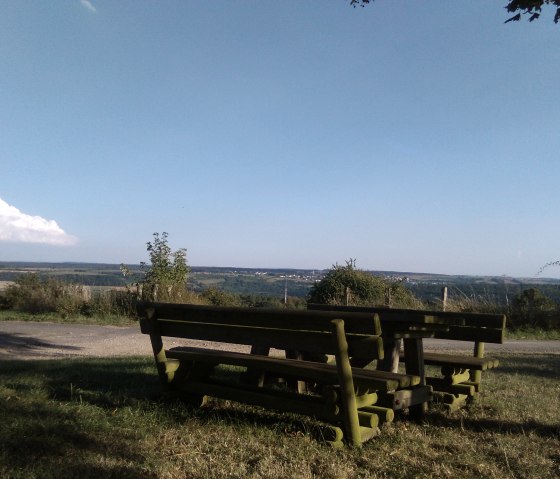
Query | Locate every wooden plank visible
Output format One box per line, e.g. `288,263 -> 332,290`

441,313 -> 506,329
402,338 -> 425,385
308,304 -> 506,329
357,411 -> 379,429
360,405 -> 394,424
331,319 -> 362,447
376,386 -> 432,411
419,352 -> 498,370
166,347 -> 401,391
308,304 -> 466,326
178,379 -> 339,423
158,320 -> 383,358
377,337 -> 401,373
426,378 -> 476,396
138,301 -> 382,335
392,310 -> 505,329
443,369 -> 471,385
351,368 -> 419,389
433,326 -> 504,343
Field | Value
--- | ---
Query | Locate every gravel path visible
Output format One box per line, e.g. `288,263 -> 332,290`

0,321 -> 559,360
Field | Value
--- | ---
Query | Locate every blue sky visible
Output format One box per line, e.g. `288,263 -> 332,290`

1,1 -> 559,278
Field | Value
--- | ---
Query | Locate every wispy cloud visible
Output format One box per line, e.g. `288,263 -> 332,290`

80,0 -> 97,14
0,198 -> 78,246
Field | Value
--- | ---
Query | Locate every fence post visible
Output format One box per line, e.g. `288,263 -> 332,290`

441,286 -> 448,311
384,287 -> 392,307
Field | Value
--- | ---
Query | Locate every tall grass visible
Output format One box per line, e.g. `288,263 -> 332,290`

0,355 -> 558,478
442,286 -> 560,330
0,273 -> 139,322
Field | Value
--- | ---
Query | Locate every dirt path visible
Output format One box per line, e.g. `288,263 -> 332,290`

0,321 -> 559,360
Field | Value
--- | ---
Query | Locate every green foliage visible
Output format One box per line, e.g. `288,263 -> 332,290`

509,288 -> 559,329
0,272 -> 140,320
200,288 -> 307,309
444,286 -> 560,330
307,259 -> 420,308
201,287 -> 244,307
2,273 -> 88,316
86,289 -> 138,318
504,0 -> 560,23
349,0 -> 560,23
140,232 -> 190,302
308,260 -> 383,306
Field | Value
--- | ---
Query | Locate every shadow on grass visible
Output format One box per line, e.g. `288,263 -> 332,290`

0,358 -> 162,478
0,357 -> 333,476
0,331 -> 82,357
0,358 -> 160,404
493,354 -> 560,379
424,410 -> 560,439
2,355 -> 558,475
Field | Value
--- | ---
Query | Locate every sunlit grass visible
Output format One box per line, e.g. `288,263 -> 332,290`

0,310 -> 136,326
0,354 -> 558,478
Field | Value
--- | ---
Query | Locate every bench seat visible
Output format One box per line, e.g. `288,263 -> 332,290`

168,346 -> 421,391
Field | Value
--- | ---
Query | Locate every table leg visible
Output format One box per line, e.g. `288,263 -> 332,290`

377,337 -> 401,373
403,338 -> 428,420
243,345 -> 270,386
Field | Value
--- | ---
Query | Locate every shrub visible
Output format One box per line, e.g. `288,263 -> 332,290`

307,259 -> 420,308
201,288 -> 243,307
140,232 -> 191,302
3,273 -> 88,316
509,288 -> 559,329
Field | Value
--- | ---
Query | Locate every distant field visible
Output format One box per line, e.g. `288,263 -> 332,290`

1,261 -> 560,302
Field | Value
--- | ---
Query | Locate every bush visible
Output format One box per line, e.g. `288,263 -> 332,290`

140,232 -> 191,302
509,288 -> 559,329
201,288 -> 243,307
3,273 -> 88,316
307,260 -> 421,308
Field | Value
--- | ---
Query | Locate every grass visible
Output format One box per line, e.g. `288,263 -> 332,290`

0,310 -> 136,327
505,328 -> 560,340
0,354 -> 559,478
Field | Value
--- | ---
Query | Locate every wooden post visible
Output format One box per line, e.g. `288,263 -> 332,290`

331,319 -> 361,447
470,341 -> 485,385
384,287 -> 392,307
244,345 -> 271,387
377,338 -> 401,373
141,307 -> 177,387
403,338 -> 428,420
441,286 -> 448,311
285,349 -> 308,393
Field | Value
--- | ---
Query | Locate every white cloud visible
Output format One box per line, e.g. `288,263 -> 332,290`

0,198 -> 78,246
80,0 -> 97,13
